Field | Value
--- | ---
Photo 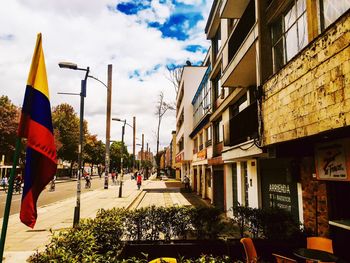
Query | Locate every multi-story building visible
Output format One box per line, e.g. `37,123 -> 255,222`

260,0 -> 350,248
190,52 -> 214,202
205,0 -> 265,211
200,0 -> 349,259
175,66 -> 207,182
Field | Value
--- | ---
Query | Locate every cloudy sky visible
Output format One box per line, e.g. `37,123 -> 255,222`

0,0 -> 211,155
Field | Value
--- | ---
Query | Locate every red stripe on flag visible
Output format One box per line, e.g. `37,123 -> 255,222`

20,148 -> 57,228
22,116 -> 57,163
20,189 -> 36,228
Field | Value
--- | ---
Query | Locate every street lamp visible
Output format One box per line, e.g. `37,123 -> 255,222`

59,62 -> 112,226
58,62 -> 89,227
112,118 -> 135,198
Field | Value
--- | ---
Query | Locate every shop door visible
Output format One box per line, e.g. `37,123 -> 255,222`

193,168 -> 197,192
213,169 -> 224,211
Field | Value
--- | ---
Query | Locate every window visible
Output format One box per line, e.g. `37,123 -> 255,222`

319,0 -> 350,31
213,71 -> 221,100
213,27 -> 221,57
206,126 -> 212,141
214,119 -> 223,143
230,93 -> 248,117
199,133 -> 203,150
192,67 -> 211,126
193,138 -> 198,153
178,137 -> 184,152
271,0 -> 308,72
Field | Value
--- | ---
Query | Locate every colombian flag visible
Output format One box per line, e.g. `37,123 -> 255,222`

18,33 -> 57,228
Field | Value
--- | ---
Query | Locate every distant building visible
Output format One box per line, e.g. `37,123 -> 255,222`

175,66 -> 207,182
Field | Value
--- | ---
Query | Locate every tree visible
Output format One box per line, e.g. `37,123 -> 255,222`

84,134 -> 105,173
166,66 -> 182,95
52,103 -> 80,173
110,141 -> 129,172
0,96 -> 20,163
155,91 -> 175,178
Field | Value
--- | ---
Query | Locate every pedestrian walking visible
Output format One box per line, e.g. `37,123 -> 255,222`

136,173 -> 142,190
183,175 -> 190,192
111,171 -> 116,185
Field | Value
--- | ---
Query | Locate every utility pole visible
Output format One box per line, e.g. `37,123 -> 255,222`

104,64 -> 112,189
133,116 -> 136,172
119,120 -> 126,198
141,133 -> 144,170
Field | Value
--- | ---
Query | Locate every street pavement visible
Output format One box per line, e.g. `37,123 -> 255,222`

1,174 -> 209,263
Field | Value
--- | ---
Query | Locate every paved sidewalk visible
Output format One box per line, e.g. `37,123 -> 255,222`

1,178 -> 149,263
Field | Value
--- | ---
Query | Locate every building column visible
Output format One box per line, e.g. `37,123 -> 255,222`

202,165 -> 206,198
225,163 -> 233,216
237,162 -> 243,205
197,166 -> 201,195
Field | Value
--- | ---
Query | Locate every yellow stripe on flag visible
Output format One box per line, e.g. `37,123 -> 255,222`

26,33 -> 50,100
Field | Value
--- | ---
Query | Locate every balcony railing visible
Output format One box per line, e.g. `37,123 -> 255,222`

205,139 -> 212,147
226,101 -> 258,146
213,142 -> 223,157
228,0 -> 255,63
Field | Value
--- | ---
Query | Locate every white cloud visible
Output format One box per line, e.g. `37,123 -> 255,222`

0,0 -> 210,155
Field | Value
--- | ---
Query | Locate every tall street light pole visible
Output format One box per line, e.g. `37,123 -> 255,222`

112,118 -> 134,197
59,62 -> 110,227
58,62 -> 89,227
133,116 -> 136,173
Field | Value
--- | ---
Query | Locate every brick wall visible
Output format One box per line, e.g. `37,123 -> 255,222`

263,13 -> 350,146
300,157 -> 329,237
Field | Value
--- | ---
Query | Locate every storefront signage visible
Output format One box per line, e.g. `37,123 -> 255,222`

197,149 -> 207,160
175,152 -> 183,163
315,139 -> 350,181
268,183 -> 292,212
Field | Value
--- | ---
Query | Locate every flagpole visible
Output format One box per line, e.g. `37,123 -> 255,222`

0,138 -> 21,262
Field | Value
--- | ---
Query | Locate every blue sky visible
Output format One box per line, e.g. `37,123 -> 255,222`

0,0 -> 211,153
115,0 -> 209,80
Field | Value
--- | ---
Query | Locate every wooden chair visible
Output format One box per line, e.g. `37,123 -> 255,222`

272,253 -> 297,263
307,237 -> 333,254
240,237 -> 258,263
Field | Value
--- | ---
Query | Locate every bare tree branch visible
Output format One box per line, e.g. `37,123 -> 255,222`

166,66 -> 182,95
154,91 -> 175,177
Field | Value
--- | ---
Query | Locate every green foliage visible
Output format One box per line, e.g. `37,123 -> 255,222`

0,96 -> 20,163
231,205 -> 303,240
29,206 -> 230,262
84,134 -> 105,167
52,103 -> 80,162
110,141 -> 129,171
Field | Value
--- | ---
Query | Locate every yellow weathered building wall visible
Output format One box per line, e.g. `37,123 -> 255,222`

263,13 -> 350,146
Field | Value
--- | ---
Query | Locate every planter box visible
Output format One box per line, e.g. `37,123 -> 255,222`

119,238 -> 305,261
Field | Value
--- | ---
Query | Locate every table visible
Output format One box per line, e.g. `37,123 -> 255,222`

293,248 -> 339,262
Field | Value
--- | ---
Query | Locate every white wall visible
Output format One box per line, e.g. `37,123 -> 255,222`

247,160 -> 259,208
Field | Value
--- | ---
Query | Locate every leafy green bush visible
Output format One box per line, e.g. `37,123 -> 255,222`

231,205 -> 303,240
28,206 -> 231,262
